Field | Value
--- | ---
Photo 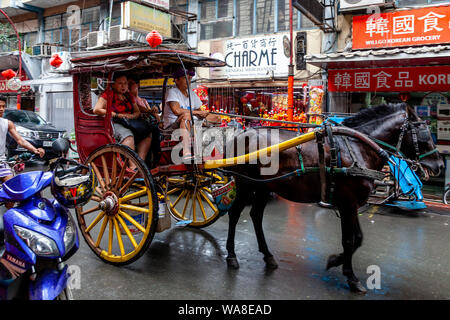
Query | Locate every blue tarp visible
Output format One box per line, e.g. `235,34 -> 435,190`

388,155 -> 424,202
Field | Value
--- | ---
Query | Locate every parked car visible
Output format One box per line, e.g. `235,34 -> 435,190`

3,109 -> 67,160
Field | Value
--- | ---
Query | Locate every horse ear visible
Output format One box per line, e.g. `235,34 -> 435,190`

405,104 -> 420,120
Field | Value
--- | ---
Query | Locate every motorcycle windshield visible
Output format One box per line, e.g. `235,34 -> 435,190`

0,171 -> 53,202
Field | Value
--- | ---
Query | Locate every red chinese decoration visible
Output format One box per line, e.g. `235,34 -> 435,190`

399,93 -> 410,102
146,30 -> 163,48
1,69 -> 16,80
240,97 -> 248,105
50,53 -> 63,68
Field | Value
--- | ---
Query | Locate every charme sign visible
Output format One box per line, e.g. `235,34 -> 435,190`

353,5 -> 450,49
328,66 -> 450,92
224,35 -> 290,79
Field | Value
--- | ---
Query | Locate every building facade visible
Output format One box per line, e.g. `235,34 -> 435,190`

305,0 -> 450,189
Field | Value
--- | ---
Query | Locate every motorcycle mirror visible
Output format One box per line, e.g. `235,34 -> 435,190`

52,138 -> 70,155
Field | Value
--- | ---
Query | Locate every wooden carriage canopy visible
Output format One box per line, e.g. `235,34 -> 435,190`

69,46 -> 227,79
69,46 -> 226,164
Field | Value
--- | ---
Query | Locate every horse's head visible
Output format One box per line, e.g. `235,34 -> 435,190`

398,105 -> 444,180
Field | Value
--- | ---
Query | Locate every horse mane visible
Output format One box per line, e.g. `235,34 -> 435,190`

342,103 -> 407,128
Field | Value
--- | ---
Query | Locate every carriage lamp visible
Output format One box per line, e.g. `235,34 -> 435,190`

50,53 -> 63,68
146,30 -> 163,48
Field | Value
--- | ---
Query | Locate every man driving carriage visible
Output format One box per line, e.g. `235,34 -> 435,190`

163,67 -> 220,161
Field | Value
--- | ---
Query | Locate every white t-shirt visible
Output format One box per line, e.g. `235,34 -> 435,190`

0,118 -> 9,161
163,87 -> 202,127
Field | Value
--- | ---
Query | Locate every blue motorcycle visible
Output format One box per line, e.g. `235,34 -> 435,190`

0,138 -> 96,300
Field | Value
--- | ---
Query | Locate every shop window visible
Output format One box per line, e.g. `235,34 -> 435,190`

199,0 -> 233,40
396,0 -> 438,7
200,21 -> 233,40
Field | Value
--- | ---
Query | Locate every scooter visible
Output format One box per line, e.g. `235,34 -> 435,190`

0,138 -> 83,300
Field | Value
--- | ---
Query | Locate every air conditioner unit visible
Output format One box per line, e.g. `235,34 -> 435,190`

32,44 -> 54,57
108,25 -> 146,44
87,31 -> 107,50
340,0 -> 390,12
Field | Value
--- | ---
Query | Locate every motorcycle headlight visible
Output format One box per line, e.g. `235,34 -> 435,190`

60,131 -> 69,139
63,213 -> 77,252
14,226 -> 60,257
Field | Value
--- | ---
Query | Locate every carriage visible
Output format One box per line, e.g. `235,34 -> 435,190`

68,47 -> 443,294
70,47 -> 231,265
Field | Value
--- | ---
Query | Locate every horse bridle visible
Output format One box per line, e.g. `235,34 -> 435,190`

396,116 -> 438,158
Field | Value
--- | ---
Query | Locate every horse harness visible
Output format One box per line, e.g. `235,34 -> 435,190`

297,124 -> 385,206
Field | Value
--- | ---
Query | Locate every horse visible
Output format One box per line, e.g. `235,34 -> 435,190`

221,103 -> 444,293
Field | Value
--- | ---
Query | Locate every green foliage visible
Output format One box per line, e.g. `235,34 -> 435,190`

0,23 -> 18,50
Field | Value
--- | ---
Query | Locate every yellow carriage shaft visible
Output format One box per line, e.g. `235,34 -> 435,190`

203,131 -> 317,169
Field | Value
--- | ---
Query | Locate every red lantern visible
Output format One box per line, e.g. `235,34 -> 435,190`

50,53 -> 63,68
1,69 -> 16,80
146,30 -> 163,48
240,97 -> 248,105
399,93 -> 410,102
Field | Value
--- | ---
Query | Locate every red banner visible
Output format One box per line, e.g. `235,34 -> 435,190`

353,5 -> 450,49
328,66 -> 450,92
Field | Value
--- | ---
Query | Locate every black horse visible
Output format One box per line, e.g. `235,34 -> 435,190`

223,103 -> 444,293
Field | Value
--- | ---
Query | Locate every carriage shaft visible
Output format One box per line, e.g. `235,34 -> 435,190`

203,131 -> 317,169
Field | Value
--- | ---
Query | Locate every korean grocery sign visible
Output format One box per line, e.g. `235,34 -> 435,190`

328,66 -> 450,92
224,35 -> 290,79
353,5 -> 450,49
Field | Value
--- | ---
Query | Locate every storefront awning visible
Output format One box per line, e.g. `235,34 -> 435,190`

306,45 -> 450,69
197,80 -> 308,88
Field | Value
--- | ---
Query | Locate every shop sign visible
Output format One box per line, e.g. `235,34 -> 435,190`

353,5 -> 450,49
0,72 -> 31,93
329,66 -> 450,92
121,1 -> 171,37
224,35 -> 290,79
142,0 -> 170,10
140,78 -> 174,87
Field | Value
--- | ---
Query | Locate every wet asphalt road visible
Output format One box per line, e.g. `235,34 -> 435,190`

67,193 -> 450,300
27,162 -> 450,300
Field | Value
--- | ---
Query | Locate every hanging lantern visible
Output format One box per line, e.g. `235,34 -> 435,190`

146,30 -> 163,48
1,69 -> 16,80
240,97 -> 248,105
399,92 -> 410,102
50,53 -> 63,68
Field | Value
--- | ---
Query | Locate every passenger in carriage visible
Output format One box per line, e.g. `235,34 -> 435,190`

163,67 -> 220,161
93,73 -> 152,169
127,76 -> 161,165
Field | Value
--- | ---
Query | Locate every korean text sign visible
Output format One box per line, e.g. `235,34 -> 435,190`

353,5 -> 450,49
328,66 -> 450,92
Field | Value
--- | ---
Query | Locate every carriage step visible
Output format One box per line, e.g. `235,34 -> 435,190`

367,196 -> 386,205
374,180 -> 394,186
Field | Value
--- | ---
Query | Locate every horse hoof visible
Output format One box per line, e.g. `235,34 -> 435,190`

347,280 -> 367,294
226,257 -> 240,269
264,256 -> 278,269
326,254 -> 341,271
